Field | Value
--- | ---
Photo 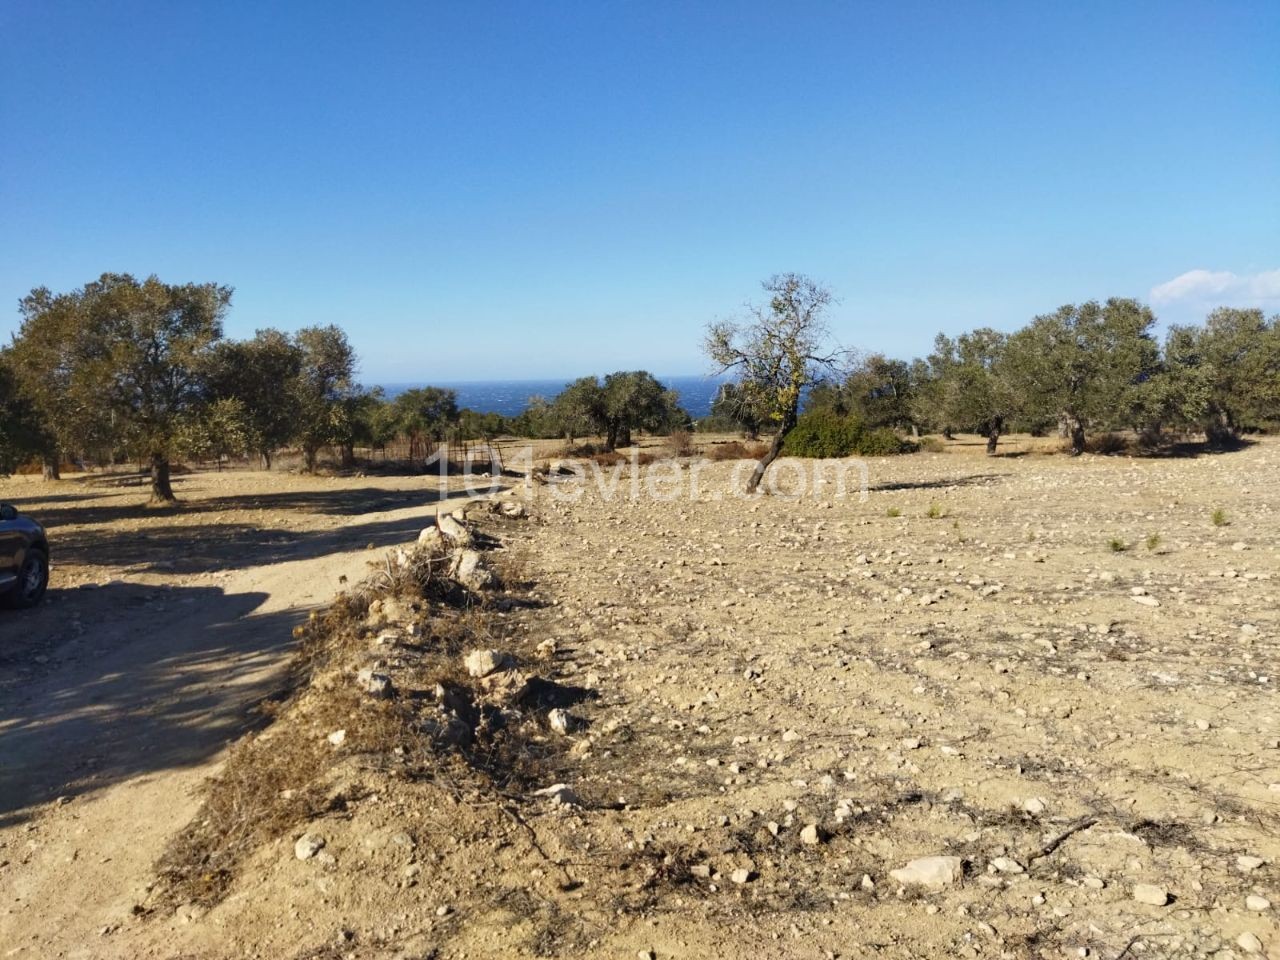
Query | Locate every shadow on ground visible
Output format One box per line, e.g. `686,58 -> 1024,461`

0,582 -> 297,826
5,480 -> 488,531
869,473 -> 1007,493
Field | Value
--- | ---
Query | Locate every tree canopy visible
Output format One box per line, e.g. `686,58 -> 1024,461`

705,273 -> 842,492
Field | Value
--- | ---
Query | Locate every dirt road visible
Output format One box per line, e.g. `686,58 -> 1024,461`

0,470 -> 489,959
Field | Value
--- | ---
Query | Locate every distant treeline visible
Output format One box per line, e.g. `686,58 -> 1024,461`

3,275 -> 1276,501
704,298 -> 1280,456
0,273 -> 695,499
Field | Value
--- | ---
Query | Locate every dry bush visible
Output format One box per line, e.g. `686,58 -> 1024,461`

155,720 -> 333,905
587,450 -> 656,467
1085,432 -> 1134,455
665,429 -> 697,458
708,440 -> 769,461
155,523 -> 568,909
917,436 -> 946,453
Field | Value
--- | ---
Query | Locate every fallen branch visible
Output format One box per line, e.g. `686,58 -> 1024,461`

1026,815 -> 1099,864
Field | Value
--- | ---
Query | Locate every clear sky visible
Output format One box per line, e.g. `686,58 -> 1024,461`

2,1 -> 1277,382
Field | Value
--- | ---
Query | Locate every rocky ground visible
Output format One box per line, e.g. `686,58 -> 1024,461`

1,439 -> 1277,959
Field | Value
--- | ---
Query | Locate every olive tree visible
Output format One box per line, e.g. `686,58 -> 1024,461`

204,329 -> 303,469
1003,299 -> 1159,455
927,328 -> 1015,453
547,372 -> 681,451
705,273 -> 843,493
1173,308 -> 1280,443
0,353 -> 51,474
601,370 -> 681,449
292,325 -> 358,472
12,273 -> 230,501
392,386 -> 459,463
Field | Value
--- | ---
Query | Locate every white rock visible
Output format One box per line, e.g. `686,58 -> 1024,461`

294,834 -> 325,860
860,873 -> 875,891
1132,883 -> 1169,906
1245,894 -> 1271,911
417,526 -> 444,548
730,868 -> 754,884
548,708 -> 575,735
781,729 -> 802,742
436,514 -> 471,543
532,783 -> 580,807
356,668 -> 394,699
452,549 -> 495,589
1236,932 -> 1263,954
991,856 -> 1024,874
465,649 -> 508,678
889,856 -> 963,888
800,824 -> 821,845
326,729 -> 346,746
1236,855 -> 1265,872
1022,797 -> 1046,815
1131,595 -> 1160,607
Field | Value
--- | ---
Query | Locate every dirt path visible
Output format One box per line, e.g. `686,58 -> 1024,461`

0,474 -> 489,959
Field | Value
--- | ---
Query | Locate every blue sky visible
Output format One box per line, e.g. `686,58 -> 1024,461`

2,1 -> 1277,382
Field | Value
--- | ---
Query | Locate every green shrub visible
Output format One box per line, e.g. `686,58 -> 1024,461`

1108,537 -> 1128,553
926,502 -> 945,519
862,427 -> 915,456
783,411 -> 910,458
886,506 -> 902,518
1145,533 -> 1161,551
1211,508 -> 1228,527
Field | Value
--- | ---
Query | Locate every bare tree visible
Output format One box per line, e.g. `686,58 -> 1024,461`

705,273 -> 843,493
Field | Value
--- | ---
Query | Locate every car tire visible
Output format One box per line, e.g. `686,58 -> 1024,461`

4,548 -> 48,609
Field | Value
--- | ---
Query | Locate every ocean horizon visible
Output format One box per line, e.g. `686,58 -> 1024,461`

377,374 -> 731,418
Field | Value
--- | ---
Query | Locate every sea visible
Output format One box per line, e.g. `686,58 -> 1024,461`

378,375 -> 731,419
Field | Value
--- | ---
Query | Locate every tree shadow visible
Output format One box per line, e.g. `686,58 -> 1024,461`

0,483 -> 498,824
1138,438 -> 1258,459
868,473 -> 1007,493
48,493 -> 480,576
0,581 -> 298,826
13,483 -> 484,534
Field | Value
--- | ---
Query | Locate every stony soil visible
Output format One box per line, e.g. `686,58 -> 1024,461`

1,440 -> 1277,959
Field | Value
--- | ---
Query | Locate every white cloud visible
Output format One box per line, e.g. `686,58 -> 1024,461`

1151,267 -> 1280,305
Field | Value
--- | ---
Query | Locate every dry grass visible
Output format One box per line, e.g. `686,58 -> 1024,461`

707,440 -> 769,461
665,430 -> 697,458
153,525 -> 565,908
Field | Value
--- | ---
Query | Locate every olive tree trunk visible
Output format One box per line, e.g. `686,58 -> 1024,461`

746,412 -> 797,494
985,416 -> 1003,455
42,455 -> 61,481
1069,419 -> 1086,456
150,453 -> 177,503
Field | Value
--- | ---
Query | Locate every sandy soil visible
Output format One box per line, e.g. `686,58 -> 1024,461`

1,440 -> 1277,960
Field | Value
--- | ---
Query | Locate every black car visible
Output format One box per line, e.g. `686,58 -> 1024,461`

0,503 -> 50,608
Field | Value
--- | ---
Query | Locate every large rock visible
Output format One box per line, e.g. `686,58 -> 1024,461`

1132,883 -> 1169,906
889,856 -> 964,888
356,667 -> 394,699
452,549 -> 495,589
294,833 -> 325,860
417,526 -> 445,549
533,783 -> 580,807
465,649 -> 510,678
436,514 -> 471,544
